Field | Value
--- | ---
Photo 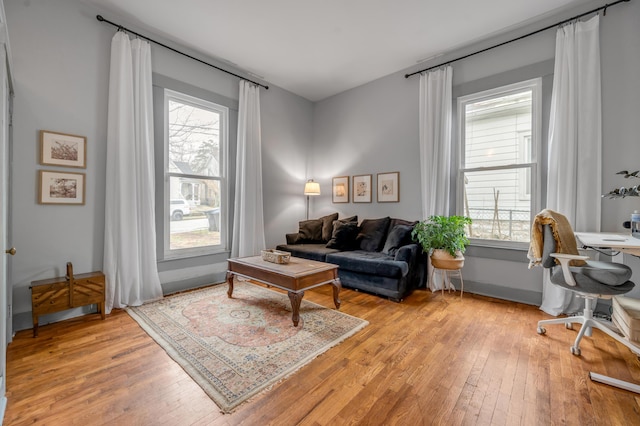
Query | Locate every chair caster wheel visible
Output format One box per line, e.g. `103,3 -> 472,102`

565,323 -> 573,330
571,346 -> 581,356
537,326 -> 546,335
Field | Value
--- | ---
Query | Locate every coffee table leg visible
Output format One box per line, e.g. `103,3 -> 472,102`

288,290 -> 304,327
226,271 -> 234,298
332,278 -> 342,309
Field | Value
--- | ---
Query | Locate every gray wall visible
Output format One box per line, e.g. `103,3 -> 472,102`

311,69 -> 422,222
310,0 -> 640,304
5,0 -> 312,331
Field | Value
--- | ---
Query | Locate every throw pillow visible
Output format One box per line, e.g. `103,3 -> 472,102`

382,224 -> 414,256
329,215 -> 358,238
389,218 -> 418,230
356,217 -> 391,252
326,221 -> 360,250
331,215 -> 358,229
319,212 -> 339,242
297,219 -> 323,243
339,215 -> 358,224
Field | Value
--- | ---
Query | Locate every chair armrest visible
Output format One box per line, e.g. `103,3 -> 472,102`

550,252 -> 590,287
286,233 -> 300,245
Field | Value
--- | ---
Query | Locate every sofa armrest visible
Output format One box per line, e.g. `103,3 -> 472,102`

286,233 -> 300,245
394,243 -> 418,263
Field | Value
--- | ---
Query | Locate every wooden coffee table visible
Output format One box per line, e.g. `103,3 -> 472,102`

226,255 -> 341,326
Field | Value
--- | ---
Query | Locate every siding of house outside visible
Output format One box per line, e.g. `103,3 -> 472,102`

463,91 -> 532,241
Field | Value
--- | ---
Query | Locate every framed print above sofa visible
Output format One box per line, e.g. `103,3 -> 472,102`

377,172 -> 399,203
352,174 -> 372,203
332,176 -> 349,203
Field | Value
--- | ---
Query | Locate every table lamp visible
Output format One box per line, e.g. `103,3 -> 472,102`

304,179 -> 320,220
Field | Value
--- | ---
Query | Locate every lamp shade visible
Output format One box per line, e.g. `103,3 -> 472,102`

304,180 -> 320,196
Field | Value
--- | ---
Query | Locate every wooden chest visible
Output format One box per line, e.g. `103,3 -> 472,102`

30,262 -> 105,337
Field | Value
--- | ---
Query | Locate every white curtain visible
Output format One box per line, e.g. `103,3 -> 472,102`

231,81 -> 266,258
419,66 -> 453,219
104,32 -> 163,313
541,15 -> 602,315
419,66 -> 453,291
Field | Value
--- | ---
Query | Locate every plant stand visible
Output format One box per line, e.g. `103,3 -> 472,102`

430,267 -> 464,298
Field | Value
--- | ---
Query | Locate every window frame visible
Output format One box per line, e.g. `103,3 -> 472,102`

456,78 -> 542,249
163,88 -> 229,259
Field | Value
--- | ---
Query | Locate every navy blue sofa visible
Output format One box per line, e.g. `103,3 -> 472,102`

276,215 -> 427,301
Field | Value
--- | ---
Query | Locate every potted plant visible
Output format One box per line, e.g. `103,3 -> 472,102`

411,215 -> 472,269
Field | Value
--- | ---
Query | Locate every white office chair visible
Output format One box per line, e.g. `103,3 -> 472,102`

534,215 -> 640,357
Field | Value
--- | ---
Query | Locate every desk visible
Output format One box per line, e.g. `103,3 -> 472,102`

574,231 -> 640,393
574,232 -> 640,257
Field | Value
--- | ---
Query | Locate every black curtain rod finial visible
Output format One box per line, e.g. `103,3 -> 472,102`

96,15 -> 104,22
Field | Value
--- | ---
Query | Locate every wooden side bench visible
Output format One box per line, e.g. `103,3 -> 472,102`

30,262 -> 106,337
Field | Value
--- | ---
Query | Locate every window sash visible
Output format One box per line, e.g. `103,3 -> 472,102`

459,164 -> 535,244
457,78 -> 541,247
163,89 -> 228,258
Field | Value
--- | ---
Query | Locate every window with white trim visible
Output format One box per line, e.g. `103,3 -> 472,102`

457,78 -> 541,244
164,89 -> 228,257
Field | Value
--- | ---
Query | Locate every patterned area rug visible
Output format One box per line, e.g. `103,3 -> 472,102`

127,281 -> 368,413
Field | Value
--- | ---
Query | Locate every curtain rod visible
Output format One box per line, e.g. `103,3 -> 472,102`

96,15 -> 269,90
405,0 -> 630,79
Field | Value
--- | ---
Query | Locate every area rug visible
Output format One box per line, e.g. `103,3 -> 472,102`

126,281 -> 368,413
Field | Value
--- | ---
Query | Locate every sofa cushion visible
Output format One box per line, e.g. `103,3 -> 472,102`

275,243 -> 340,262
326,221 -> 360,250
297,219 -> 323,243
326,250 -> 409,278
320,212 -> 339,242
382,224 -> 414,256
356,217 -> 390,252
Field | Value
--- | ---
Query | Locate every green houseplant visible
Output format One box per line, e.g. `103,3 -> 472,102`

411,215 -> 472,269
602,170 -> 640,198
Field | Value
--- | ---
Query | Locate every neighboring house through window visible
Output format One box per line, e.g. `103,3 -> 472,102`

457,78 -> 541,245
164,89 -> 228,257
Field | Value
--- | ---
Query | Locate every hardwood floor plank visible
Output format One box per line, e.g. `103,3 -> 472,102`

5,286 -> 640,425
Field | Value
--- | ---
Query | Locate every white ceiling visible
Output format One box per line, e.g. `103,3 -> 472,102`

83,0 -> 591,101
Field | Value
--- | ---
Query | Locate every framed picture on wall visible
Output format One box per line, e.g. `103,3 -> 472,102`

38,170 -> 86,205
40,130 -> 87,168
377,172 -> 399,203
332,176 -> 349,203
352,174 -> 372,203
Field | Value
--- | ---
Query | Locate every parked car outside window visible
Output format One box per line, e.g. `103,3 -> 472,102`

170,199 -> 191,221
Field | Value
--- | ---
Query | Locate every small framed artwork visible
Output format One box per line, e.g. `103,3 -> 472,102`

40,130 -> 87,168
332,176 -> 349,203
377,172 -> 400,203
352,174 -> 372,203
38,170 -> 86,205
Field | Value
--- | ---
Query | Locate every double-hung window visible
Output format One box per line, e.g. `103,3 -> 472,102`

457,78 -> 541,245
164,89 -> 228,257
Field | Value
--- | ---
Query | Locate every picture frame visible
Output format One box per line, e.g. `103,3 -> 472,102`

352,174 -> 372,203
332,176 -> 349,203
38,170 -> 86,205
40,130 -> 87,168
377,172 -> 400,203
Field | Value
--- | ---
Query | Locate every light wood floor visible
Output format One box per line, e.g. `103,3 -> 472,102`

5,284 -> 640,425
